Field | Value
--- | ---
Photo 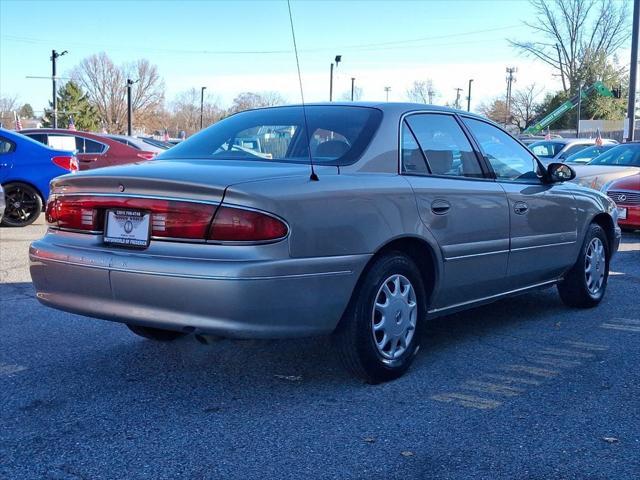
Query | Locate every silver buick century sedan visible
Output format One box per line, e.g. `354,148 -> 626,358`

30,103 -> 621,383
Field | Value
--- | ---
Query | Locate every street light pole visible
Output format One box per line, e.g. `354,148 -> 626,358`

51,49 -> 67,129
626,0 -> 639,142
329,55 -> 341,102
384,86 -> 391,102
467,79 -> 474,112
576,83 -> 582,137
126,79 -> 136,136
200,86 -> 207,130
351,77 -> 355,101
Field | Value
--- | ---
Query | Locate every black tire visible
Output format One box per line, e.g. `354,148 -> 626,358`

1,183 -> 43,227
557,223 -> 609,308
126,324 -> 186,342
333,251 -> 427,384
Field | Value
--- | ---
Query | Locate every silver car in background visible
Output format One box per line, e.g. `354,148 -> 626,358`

30,103 -> 621,383
529,138 -> 617,164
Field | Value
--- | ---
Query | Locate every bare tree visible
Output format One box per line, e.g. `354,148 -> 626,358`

0,95 -> 19,127
228,91 -> 286,114
340,86 -> 363,101
511,83 -> 544,129
510,0 -> 630,93
170,88 -> 224,135
73,53 -> 164,133
406,80 -> 436,104
478,98 -> 508,124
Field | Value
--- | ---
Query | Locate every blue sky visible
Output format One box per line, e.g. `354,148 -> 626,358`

0,0 -> 625,112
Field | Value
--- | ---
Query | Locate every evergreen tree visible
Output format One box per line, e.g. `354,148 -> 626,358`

42,81 -> 99,130
18,103 -> 34,119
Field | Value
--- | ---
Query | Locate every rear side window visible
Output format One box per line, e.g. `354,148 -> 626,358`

83,138 -> 106,154
159,106 -> 383,166
25,133 -> 47,145
403,113 -> 483,178
0,137 -> 15,154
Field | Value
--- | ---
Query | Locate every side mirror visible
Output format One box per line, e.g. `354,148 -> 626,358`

547,162 -> 576,182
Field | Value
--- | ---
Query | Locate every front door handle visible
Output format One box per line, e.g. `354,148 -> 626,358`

431,199 -> 451,215
514,201 -> 529,215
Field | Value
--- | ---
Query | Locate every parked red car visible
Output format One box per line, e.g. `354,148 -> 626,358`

19,129 -> 155,170
606,173 -> 640,232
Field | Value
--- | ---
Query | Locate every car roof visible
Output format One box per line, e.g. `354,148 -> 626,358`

0,127 -> 75,153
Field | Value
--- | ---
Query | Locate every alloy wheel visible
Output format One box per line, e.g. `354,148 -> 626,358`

584,237 -> 605,296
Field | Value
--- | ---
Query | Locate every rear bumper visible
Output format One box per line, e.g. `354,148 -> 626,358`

30,231 -> 370,338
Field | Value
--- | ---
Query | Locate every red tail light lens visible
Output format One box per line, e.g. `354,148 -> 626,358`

51,155 -> 79,172
136,152 -> 156,161
208,206 -> 288,242
46,196 -> 215,238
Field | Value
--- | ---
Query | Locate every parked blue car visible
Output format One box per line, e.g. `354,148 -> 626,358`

0,128 -> 77,227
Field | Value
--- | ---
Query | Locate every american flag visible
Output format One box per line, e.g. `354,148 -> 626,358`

14,111 -> 22,130
68,115 -> 77,131
163,128 -> 170,142
544,128 -> 551,141
595,128 -> 603,146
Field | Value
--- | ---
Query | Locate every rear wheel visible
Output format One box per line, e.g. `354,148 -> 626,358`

557,223 -> 609,308
333,252 -> 427,384
126,324 -> 186,342
1,183 -> 42,227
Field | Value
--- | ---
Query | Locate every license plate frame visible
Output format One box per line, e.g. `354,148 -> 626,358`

103,209 -> 151,249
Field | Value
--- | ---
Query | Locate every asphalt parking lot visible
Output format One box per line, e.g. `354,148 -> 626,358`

1,219 -> 639,480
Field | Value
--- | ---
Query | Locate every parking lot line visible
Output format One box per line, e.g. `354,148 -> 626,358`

502,365 -> 559,377
601,323 -> 640,333
0,363 -> 28,377
482,374 -> 543,386
461,380 -> 524,397
430,393 -> 502,410
538,348 -> 595,359
529,356 -> 582,368
563,341 -> 609,351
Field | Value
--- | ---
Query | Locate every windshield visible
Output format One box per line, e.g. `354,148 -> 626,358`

565,146 -> 613,163
529,141 -> 564,158
588,144 -> 640,167
158,106 -> 383,166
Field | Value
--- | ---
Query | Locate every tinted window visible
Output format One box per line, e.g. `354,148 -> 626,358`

530,141 -> 564,158
561,144 -> 590,158
108,136 -> 141,150
25,133 -> 47,145
83,138 -> 106,154
565,146 -> 612,163
159,106 -> 383,166
589,145 -> 640,167
464,117 -> 540,182
404,114 -> 483,178
0,137 -> 15,154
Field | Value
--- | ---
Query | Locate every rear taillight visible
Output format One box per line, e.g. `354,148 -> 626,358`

136,152 -> 156,161
208,206 -> 288,242
51,155 -> 78,172
46,196 -> 215,238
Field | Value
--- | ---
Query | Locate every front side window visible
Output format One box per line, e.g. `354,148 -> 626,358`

464,117 -> 540,182
25,133 -> 47,145
159,106 -> 383,166
403,114 -> 483,178
0,137 -> 15,154
48,134 -> 77,152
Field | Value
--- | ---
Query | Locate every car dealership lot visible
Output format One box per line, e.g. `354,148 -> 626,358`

1,220 -> 639,479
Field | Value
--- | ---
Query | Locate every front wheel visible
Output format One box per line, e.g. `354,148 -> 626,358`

333,252 -> 427,384
557,223 -> 609,308
126,324 -> 186,342
1,183 -> 43,227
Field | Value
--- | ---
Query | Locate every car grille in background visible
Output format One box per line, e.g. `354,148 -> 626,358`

608,191 -> 640,206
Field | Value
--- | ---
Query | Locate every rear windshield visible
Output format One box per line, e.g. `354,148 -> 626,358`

158,106 -> 382,166
529,141 -> 564,158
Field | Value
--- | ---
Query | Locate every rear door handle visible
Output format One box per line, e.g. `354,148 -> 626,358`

514,201 -> 529,215
431,199 -> 451,215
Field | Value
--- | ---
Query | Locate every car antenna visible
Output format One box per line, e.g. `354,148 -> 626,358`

286,0 -> 318,181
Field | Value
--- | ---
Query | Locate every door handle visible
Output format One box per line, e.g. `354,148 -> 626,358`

514,201 -> 529,215
431,199 -> 451,215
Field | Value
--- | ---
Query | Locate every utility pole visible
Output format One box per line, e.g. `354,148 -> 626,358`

467,79 -> 474,111
626,0 -> 639,142
51,49 -> 68,129
351,77 -> 355,101
576,83 -> 582,137
505,67 -> 517,126
454,88 -> 463,109
126,78 -> 138,136
427,85 -> 435,104
329,55 -> 342,101
200,86 -> 207,130
384,86 -> 391,102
